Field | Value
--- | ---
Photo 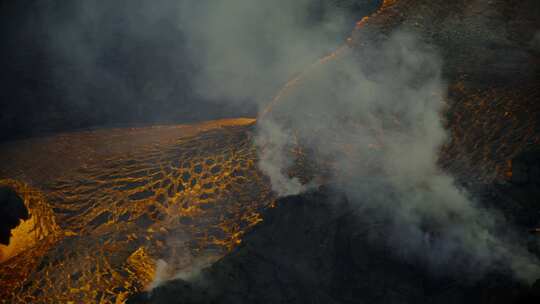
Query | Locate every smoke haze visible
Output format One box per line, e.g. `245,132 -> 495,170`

257,29 -> 540,281
176,0 -> 368,104
1,0 -> 380,141
177,0 -> 540,282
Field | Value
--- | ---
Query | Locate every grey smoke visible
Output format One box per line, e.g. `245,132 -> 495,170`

175,0 -> 540,282
36,0 -> 253,128
259,29 -> 540,281
32,0 -> 371,131
255,118 -> 306,196
176,0 -> 366,105
256,30 -> 540,282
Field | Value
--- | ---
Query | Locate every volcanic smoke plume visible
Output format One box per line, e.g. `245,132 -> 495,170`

180,0 -> 540,282
256,30 -> 539,281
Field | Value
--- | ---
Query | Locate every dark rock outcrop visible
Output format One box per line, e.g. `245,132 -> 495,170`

0,186 -> 29,245
128,187 -> 540,304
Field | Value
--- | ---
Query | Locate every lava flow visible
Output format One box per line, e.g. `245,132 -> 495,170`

0,119 -> 275,303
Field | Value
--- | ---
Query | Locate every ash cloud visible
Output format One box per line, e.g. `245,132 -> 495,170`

178,0 -> 540,283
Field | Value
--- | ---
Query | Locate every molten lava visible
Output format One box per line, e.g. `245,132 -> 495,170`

0,119 -> 273,303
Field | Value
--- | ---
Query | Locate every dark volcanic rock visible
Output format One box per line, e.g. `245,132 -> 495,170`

511,150 -> 540,186
128,187 -> 540,304
0,186 -> 29,245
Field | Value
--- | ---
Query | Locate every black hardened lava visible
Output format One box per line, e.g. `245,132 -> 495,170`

128,186 -> 540,304
0,187 -> 29,246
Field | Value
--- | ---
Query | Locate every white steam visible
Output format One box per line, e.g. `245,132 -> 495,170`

255,119 -> 306,196
177,0 -> 359,105
176,0 -> 540,283
257,30 -> 540,282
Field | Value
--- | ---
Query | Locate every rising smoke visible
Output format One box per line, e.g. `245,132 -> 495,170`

176,0 -> 373,105
10,0 -> 372,137
177,0 -> 540,283
257,30 -> 540,282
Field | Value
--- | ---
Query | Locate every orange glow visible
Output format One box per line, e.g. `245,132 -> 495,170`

0,119 -> 273,303
259,0 -> 400,120
0,180 -> 60,264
